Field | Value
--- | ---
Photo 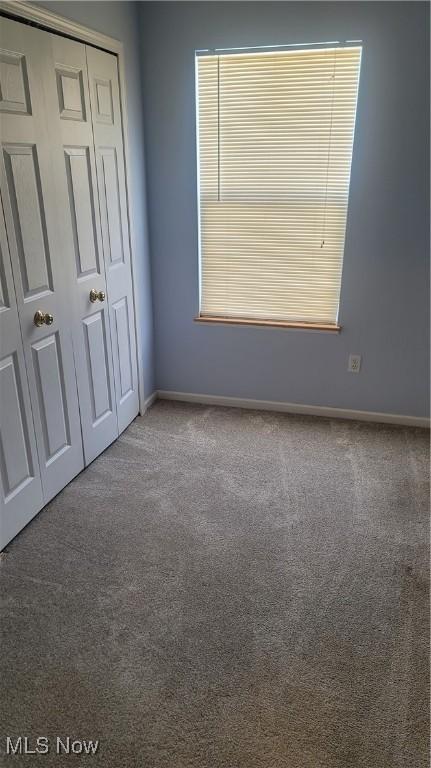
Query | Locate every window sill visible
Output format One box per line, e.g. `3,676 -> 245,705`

194,316 -> 341,332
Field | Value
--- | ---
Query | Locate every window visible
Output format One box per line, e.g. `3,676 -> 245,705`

196,44 -> 362,329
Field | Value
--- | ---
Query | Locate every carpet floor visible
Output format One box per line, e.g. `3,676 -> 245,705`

0,401 -> 429,768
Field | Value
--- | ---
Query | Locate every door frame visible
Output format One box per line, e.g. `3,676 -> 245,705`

0,0 -> 147,413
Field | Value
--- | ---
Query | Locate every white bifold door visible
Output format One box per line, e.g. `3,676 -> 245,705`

0,17 -> 140,549
0,19 -> 85,541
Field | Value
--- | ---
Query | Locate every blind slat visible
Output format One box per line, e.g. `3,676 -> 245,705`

197,46 -> 361,324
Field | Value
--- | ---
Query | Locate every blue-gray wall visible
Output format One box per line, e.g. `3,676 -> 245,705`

140,1 -> 429,417
34,1 -> 156,398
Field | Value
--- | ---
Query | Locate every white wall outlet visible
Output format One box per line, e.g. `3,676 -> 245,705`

348,354 -> 361,373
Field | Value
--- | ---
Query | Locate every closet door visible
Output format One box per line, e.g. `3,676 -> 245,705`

86,47 -> 139,434
0,197 -> 43,549
0,18 -> 84,502
50,35 -> 118,465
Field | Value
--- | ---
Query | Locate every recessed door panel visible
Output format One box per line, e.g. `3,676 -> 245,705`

31,333 -> 70,463
64,146 -> 100,278
0,50 -> 31,115
3,144 -> 53,298
112,297 -> 133,403
99,147 -> 124,266
94,78 -> 113,124
56,65 -> 86,122
0,353 -> 33,499
83,310 -> 112,424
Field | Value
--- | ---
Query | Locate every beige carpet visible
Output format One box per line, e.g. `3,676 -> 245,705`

0,401 -> 429,767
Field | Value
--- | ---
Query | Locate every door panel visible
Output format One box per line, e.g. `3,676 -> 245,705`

0,18 -> 84,504
3,144 -> 53,298
83,310 -> 113,422
31,333 -> 71,462
98,148 -> 124,266
56,65 -> 86,122
94,78 -> 114,124
64,147 -> 100,277
0,355 -> 33,495
112,297 -> 133,403
51,34 -> 118,465
0,196 -> 43,550
0,50 -> 31,115
86,46 -> 139,433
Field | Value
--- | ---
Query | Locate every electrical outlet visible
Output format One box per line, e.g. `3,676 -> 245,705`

348,354 -> 361,373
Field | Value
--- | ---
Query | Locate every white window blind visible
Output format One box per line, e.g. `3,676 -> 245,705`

196,45 -> 362,327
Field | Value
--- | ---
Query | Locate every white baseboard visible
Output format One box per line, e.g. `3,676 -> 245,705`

142,391 -> 158,413
156,390 -> 430,428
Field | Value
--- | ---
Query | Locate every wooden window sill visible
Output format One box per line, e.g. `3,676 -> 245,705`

194,316 -> 341,332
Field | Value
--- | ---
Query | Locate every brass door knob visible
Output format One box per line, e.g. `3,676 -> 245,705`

89,289 -> 106,303
34,310 -> 54,327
